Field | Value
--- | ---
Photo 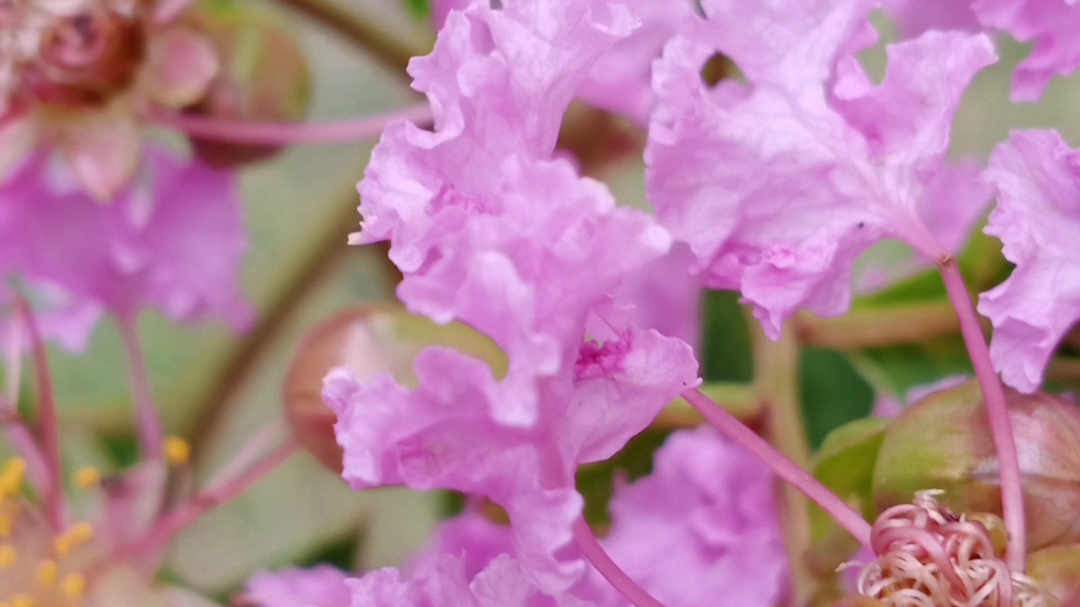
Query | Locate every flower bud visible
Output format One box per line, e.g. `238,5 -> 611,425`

185,4 -> 311,166
872,380 -> 1080,551
283,306 -> 506,472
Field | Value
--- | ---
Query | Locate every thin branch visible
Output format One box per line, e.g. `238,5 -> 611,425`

119,316 -> 165,462
793,301 -> 973,350
153,105 -> 431,146
273,0 -> 425,76
937,258 -> 1025,572
186,194 -> 395,468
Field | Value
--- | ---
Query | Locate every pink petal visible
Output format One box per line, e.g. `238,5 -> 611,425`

978,130 -> 1080,392
0,147 -> 253,330
59,108 -> 142,201
243,566 -> 352,607
973,0 -> 1080,102
646,2 -> 995,338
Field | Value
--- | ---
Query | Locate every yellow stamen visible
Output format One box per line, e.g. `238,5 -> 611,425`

0,459 -> 26,497
74,467 -> 100,489
61,573 -> 86,599
36,559 -> 58,587
11,595 -> 34,607
54,522 -> 94,556
0,544 -> 15,569
165,437 -> 191,466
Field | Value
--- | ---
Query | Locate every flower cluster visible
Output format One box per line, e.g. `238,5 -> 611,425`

3,0 -> 1080,605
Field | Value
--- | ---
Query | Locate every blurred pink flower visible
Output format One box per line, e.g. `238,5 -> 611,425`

0,146 -> 253,344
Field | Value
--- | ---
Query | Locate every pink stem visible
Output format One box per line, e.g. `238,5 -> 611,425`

203,422 -> 285,488
572,517 -> 669,607
938,258 -> 1025,572
15,298 -> 68,530
0,404 -> 53,496
151,104 -> 432,146
118,316 -> 165,462
126,440 -> 297,559
681,388 -> 872,548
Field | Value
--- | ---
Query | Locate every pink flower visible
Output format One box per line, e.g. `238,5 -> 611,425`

972,0 -> 1080,102
0,147 -> 253,341
978,130 -> 1080,392
242,566 -> 352,607
646,0 -> 996,338
0,0 -> 220,199
326,323 -> 696,592
589,427 -> 788,607
575,0 -> 698,127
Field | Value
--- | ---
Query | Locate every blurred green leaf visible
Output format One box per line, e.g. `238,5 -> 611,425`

700,290 -> 753,383
800,348 -> 875,449
576,428 -> 673,527
858,335 -> 973,397
402,0 -> 430,20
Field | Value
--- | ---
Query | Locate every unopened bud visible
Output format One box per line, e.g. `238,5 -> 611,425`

872,380 -> 1080,552
186,5 -> 311,166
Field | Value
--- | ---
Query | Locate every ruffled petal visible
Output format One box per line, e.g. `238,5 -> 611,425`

978,130 -> 1080,392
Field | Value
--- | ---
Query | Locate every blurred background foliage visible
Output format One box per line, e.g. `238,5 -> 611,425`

20,1 -> 1080,600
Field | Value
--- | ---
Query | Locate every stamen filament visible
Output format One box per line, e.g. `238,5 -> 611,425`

119,316 -> 165,462
937,257 -> 1026,572
15,297 -> 68,531
572,517 -> 669,607
151,104 -> 432,146
124,440 -> 297,560
681,388 -> 873,548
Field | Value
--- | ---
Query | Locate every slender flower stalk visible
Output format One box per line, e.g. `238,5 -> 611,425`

0,401 -> 52,495
572,517 -> 669,607
937,256 -> 1026,572
203,422 -> 287,488
119,316 -> 166,463
125,440 -> 298,561
681,388 -> 873,549
16,297 -> 69,531
151,105 -> 433,146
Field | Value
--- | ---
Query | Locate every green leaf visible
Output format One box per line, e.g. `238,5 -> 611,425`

576,428 -> 673,526
799,348 -> 875,449
857,335 -> 973,397
699,290 -> 753,383
402,0 -> 431,20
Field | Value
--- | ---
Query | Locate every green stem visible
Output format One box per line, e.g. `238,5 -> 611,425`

751,318 -> 815,607
793,300 -> 976,350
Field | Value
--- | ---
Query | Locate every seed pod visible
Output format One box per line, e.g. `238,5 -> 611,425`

872,380 -> 1080,552
283,305 -> 506,472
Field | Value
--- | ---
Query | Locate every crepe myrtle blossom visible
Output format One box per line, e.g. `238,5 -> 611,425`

646,0 -> 996,339
0,146 -> 253,354
343,0 -> 699,595
882,0 -> 1080,103
242,427 -> 787,607
0,0 -> 221,200
978,130 -> 1080,393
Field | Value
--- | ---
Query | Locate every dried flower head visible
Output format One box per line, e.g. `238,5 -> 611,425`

855,491 -> 1056,607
